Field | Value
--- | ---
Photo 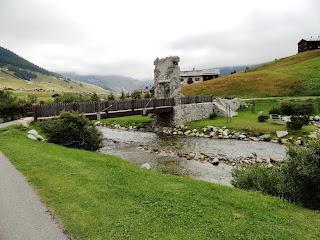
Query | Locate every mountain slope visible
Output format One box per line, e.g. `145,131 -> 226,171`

0,46 -> 55,76
61,72 -> 152,92
0,46 -> 109,94
182,50 -> 320,98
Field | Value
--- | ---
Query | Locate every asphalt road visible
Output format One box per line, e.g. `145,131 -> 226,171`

0,152 -> 69,240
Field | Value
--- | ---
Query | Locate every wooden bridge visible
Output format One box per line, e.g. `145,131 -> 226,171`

32,96 -> 215,120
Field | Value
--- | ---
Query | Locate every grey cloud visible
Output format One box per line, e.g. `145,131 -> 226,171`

0,0 -> 87,48
168,2 -> 320,70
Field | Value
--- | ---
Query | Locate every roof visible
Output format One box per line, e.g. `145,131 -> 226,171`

300,37 -> 320,42
180,68 -> 220,77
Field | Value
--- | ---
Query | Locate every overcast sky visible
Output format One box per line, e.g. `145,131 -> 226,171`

1,0 -> 319,79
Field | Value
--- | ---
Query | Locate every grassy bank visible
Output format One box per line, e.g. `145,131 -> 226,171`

0,126 -> 319,239
99,115 -> 153,128
187,98 -> 318,137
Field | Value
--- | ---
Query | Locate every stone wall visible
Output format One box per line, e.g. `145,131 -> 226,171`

172,102 -> 215,126
171,98 -> 242,126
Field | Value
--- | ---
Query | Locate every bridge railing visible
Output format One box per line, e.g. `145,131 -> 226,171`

32,96 -> 214,120
32,98 -> 176,120
177,96 -> 214,104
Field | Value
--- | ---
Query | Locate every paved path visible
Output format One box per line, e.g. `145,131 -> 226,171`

0,152 -> 69,240
0,120 -> 18,129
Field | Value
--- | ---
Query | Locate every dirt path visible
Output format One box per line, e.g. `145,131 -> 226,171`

0,152 -> 69,240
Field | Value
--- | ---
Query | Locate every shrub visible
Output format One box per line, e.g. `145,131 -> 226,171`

232,165 -> 282,196
258,112 -> 268,122
209,110 -> 217,119
0,90 -> 24,120
130,90 -> 141,99
91,93 -> 100,102
41,112 -> 103,151
286,115 -> 307,130
269,107 -> 281,115
232,140 -> 320,210
107,93 -> 115,101
281,142 -> 320,210
280,102 -> 314,116
297,103 -> 314,115
280,102 -> 296,116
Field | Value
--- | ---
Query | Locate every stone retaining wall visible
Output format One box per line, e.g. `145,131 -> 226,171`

172,102 -> 216,126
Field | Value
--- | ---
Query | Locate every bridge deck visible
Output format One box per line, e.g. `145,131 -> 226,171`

84,106 -> 173,120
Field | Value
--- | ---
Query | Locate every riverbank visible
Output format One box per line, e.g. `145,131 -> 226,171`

0,126 -> 319,239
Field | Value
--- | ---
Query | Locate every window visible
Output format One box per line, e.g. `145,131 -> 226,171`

187,78 -> 193,84
195,77 -> 199,81
180,78 -> 184,82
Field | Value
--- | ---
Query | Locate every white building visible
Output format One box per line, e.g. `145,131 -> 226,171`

180,68 -> 220,85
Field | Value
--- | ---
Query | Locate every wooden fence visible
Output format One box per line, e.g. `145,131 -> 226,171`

32,96 -> 215,120
176,96 -> 214,105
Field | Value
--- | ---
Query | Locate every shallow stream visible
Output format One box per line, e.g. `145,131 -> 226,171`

99,127 -> 286,186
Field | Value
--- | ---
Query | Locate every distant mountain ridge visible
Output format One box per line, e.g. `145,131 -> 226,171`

218,64 -> 262,76
61,72 -> 152,92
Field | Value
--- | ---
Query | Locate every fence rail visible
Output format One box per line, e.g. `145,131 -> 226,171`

32,96 -> 214,120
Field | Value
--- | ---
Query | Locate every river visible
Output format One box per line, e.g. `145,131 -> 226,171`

99,127 -> 286,186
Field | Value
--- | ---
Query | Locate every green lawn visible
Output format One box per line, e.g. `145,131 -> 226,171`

187,99 -> 318,137
99,115 -> 153,128
0,126 -> 319,239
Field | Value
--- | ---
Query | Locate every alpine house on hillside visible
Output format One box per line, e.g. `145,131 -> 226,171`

180,68 -> 220,85
298,36 -> 320,53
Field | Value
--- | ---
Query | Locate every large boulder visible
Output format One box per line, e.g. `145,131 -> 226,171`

27,129 -> 45,141
260,134 -> 271,141
276,131 -> 288,138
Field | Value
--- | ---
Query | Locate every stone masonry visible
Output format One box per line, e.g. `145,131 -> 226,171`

154,56 -> 181,99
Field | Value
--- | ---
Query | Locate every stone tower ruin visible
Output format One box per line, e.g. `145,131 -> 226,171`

153,56 -> 181,99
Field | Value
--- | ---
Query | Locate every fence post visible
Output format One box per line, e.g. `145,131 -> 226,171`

153,98 -> 156,110
72,102 -> 78,112
32,104 -> 38,121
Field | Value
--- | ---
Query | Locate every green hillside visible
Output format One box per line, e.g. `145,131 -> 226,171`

0,46 -> 109,94
182,50 -> 320,98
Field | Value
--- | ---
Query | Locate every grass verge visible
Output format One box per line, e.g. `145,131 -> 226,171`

99,115 -> 153,128
0,126 -> 319,239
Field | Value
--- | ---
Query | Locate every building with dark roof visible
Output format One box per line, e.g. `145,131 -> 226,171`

298,37 -> 320,52
180,68 -> 220,85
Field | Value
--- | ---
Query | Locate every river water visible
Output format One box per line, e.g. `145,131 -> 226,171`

99,127 -> 286,186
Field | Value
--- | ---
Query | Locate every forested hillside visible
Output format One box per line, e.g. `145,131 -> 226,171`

0,46 -> 55,76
